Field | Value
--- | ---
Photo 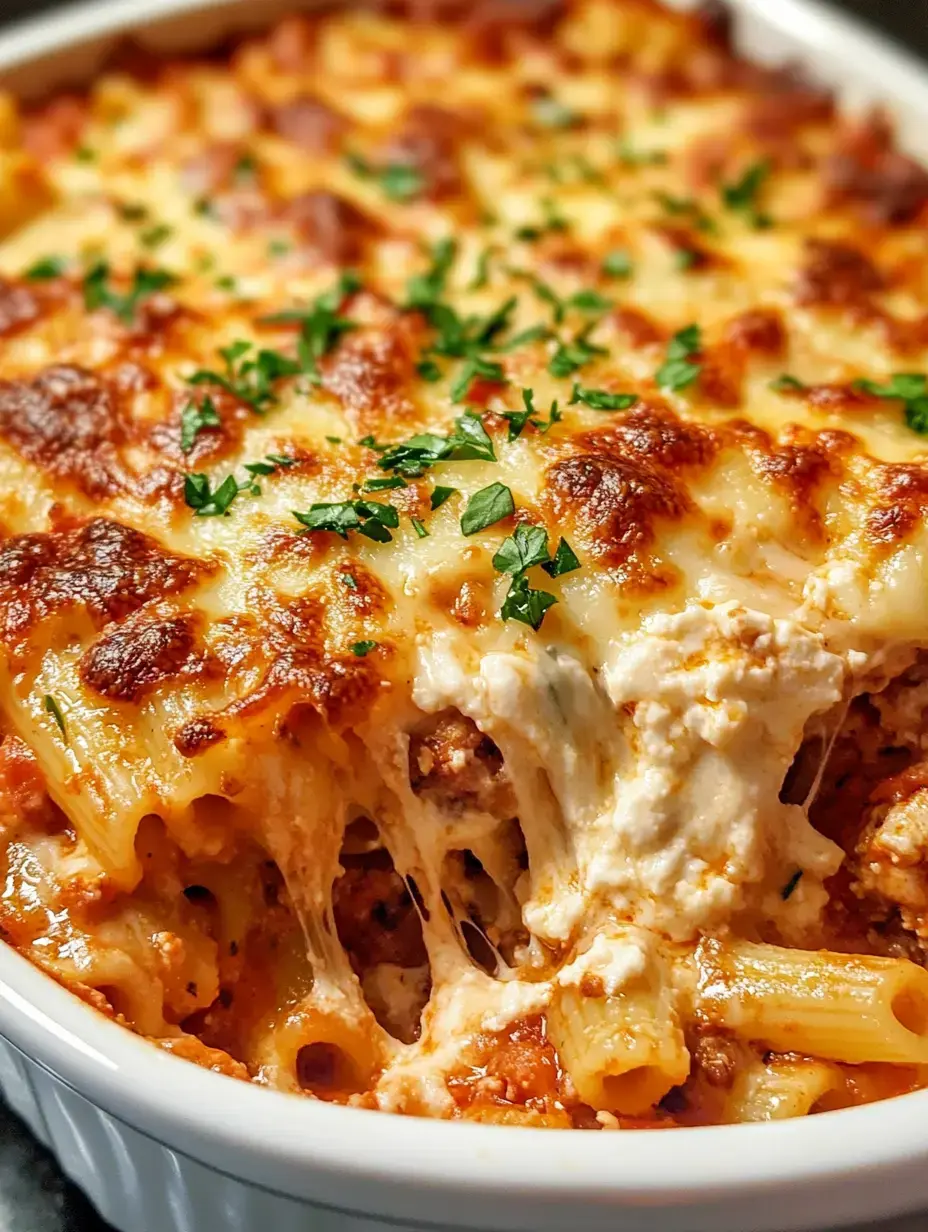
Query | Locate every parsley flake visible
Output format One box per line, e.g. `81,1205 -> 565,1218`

549,323 -> 607,378
460,482 -> 515,536
500,574 -> 558,630
654,191 -> 716,235
656,324 -> 702,393
411,517 -> 429,539
531,94 -> 577,130
377,412 -> 496,478
721,160 -> 773,229
602,250 -> 633,279
854,373 -> 928,434
293,499 -> 400,542
431,485 -> 457,510
770,374 -> 808,394
24,256 -> 67,281
407,237 -> 457,308
83,262 -> 176,325
350,640 -> 378,657
188,341 -> 301,413
44,694 -> 67,739
260,271 -> 359,385
140,223 -> 173,250
180,396 -> 221,453
569,383 -> 637,411
346,152 -> 425,202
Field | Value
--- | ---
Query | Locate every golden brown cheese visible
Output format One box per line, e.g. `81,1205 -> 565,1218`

3,0 -> 928,1126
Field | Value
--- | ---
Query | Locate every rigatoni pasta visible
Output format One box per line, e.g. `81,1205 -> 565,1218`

4,0 -> 928,1128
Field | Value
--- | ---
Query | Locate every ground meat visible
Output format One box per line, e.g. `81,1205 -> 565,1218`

408,709 -> 515,817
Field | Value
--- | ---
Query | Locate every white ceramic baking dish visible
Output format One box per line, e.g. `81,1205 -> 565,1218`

3,2 -> 928,1230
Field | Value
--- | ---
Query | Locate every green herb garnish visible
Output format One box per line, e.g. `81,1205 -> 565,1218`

293,498 -> 400,542
431,485 -> 457,510
180,396 -> 221,453
346,152 -> 425,202
350,640 -> 378,657
140,223 -> 173,250
460,482 -> 515,536
721,159 -> 773,229
24,256 -> 67,281
188,340 -> 301,413
549,323 -> 607,378
569,382 -> 637,411
44,694 -> 67,739
854,373 -> 928,434
656,324 -> 702,393
82,262 -> 177,325
770,374 -> 808,394
602,250 -> 633,279
260,271 -> 359,385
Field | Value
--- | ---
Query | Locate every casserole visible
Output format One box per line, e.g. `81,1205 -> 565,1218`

4,0 -> 928,1227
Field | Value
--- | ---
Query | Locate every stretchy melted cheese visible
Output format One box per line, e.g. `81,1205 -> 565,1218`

3,0 -> 928,1125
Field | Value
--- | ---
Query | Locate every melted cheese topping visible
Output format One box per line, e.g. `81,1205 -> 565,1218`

2,0 -> 928,1123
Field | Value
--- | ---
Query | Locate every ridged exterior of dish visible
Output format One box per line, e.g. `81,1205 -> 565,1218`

5,3 -> 928,1231
0,1036 -> 401,1232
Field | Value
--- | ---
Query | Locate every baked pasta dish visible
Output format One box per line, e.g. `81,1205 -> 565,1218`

6,0 -> 928,1130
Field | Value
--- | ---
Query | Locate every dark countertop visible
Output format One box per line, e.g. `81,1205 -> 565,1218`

1,2 -> 928,1230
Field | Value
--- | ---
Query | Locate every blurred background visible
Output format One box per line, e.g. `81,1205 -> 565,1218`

0,0 -> 925,1230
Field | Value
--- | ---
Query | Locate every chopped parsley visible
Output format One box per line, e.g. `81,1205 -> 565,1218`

233,152 -> 258,184
530,94 -> 577,129
654,191 -> 716,235
407,237 -> 457,308
417,359 -> 443,382
260,271 -> 359,384
469,247 -> 493,291
781,869 -> 803,901
75,145 -> 96,163
460,482 -> 515,536
500,574 -> 558,630
376,411 -> 496,479
431,485 -> 457,510
450,354 -> 506,403
492,524 -> 554,575
139,223 -> 173,250
180,396 -> 221,453
491,525 -> 580,630
502,388 -> 560,440
515,196 -> 569,241
360,475 -> 407,492
24,256 -> 67,281
412,294 -> 518,402
543,537 -> 581,578
82,262 -> 177,325
656,324 -> 702,393
188,340 -> 301,413
854,373 -> 928,434
341,572 -> 359,590
268,238 -> 292,258
293,498 -> 400,543
569,383 -> 637,411
602,249 -> 633,279
616,139 -> 668,167
410,517 -> 429,539
350,640 -> 378,657
183,455 -> 293,514
770,374 -> 808,394
549,323 -> 607,378
44,694 -> 67,739
346,152 -> 425,202
721,160 -> 772,229
184,471 -> 255,517
117,202 -> 149,222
